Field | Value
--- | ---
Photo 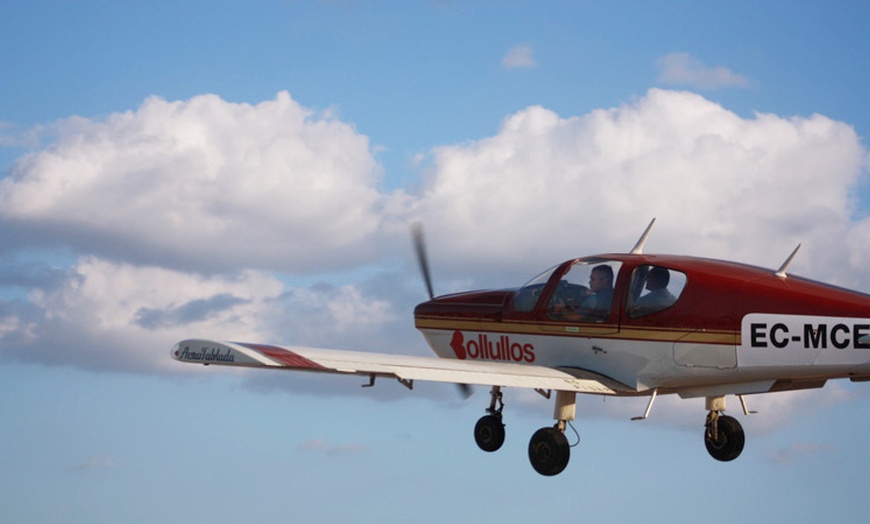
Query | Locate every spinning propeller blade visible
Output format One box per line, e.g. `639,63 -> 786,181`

412,222 -> 472,399
412,222 -> 435,300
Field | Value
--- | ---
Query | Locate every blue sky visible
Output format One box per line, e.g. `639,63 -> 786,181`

1,1 -> 869,523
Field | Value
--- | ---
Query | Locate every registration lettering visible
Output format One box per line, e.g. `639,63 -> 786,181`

744,315 -> 870,350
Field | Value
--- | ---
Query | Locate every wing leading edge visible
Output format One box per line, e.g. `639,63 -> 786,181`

172,339 -> 623,395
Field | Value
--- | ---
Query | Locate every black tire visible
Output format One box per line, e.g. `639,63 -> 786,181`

704,415 -> 745,462
528,427 -> 570,476
474,415 -> 505,452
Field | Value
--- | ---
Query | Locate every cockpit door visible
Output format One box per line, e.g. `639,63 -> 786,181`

534,259 -> 622,335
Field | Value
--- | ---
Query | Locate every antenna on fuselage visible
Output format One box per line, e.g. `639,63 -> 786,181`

774,243 -> 801,278
630,218 -> 657,255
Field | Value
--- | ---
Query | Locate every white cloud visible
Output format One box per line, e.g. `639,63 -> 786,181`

501,44 -> 536,69
10,88 -> 863,289
7,256 -> 285,372
0,92 -> 400,273
0,314 -> 36,344
0,255 -> 404,372
416,89 -> 867,288
656,52 -> 750,90
295,285 -> 395,332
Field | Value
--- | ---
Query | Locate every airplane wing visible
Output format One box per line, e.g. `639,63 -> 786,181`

172,339 -> 624,395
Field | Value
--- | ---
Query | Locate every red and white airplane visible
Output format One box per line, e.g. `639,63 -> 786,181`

172,220 -> 870,475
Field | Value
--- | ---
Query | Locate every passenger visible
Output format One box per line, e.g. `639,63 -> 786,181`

634,266 -> 676,311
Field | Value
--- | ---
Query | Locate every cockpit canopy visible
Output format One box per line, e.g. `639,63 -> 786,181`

513,257 -> 687,322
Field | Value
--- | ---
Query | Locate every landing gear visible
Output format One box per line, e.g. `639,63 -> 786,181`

527,390 -> 576,476
474,415 -> 505,452
472,388 -> 576,476
704,396 -> 745,462
528,426 -> 570,476
474,387 -> 505,452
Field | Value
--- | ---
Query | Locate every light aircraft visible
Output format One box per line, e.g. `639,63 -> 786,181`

172,220 -> 870,475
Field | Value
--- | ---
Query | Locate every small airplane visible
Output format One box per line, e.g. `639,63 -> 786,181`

172,220 -> 870,475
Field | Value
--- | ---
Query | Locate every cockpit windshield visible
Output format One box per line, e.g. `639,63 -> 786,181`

512,258 -> 622,321
513,265 -> 560,313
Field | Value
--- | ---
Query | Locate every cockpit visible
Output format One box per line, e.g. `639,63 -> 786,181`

512,257 -> 687,322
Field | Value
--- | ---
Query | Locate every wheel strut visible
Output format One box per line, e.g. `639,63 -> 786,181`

553,390 -> 576,428
474,386 -> 506,453
528,390 -> 575,476
487,386 -> 504,417
704,396 -> 726,445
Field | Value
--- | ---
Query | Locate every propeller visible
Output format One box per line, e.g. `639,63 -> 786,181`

411,222 -> 472,399
412,221 -> 435,300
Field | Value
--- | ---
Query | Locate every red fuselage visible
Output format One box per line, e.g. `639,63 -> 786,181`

414,254 -> 870,395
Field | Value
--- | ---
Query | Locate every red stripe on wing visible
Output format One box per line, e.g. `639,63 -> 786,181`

236,343 -> 326,369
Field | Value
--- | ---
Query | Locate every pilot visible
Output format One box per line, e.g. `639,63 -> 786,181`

633,266 -> 676,311
583,265 -> 614,315
548,264 -> 613,321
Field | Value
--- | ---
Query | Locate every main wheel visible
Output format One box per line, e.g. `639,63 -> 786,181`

704,415 -> 745,462
528,427 -> 570,476
474,415 -> 505,452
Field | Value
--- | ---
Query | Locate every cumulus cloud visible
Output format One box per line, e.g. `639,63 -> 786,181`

268,279 -> 408,354
417,89 -> 867,287
0,92 -> 401,273
0,314 -> 36,345
657,52 -> 750,90
501,44 -> 536,69
3,257 -> 284,372
0,256 -> 400,372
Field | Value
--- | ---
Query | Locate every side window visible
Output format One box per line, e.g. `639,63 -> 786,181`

627,265 -> 686,318
548,261 -> 621,322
